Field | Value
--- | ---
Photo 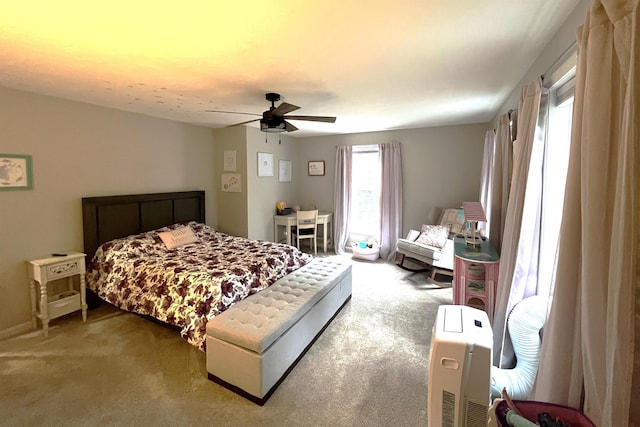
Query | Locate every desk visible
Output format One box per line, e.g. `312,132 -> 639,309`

274,212 -> 333,253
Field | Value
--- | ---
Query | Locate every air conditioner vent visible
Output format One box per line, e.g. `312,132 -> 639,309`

465,399 -> 489,427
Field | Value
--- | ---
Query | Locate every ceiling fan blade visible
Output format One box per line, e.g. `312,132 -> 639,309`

206,110 -> 261,117
284,115 -> 336,123
272,102 -> 300,116
227,118 -> 261,127
284,120 -> 299,132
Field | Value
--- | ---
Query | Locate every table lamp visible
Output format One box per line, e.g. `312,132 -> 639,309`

462,201 -> 487,246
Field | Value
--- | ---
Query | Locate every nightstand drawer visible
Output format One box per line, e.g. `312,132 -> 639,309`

47,291 -> 81,319
46,259 -> 81,280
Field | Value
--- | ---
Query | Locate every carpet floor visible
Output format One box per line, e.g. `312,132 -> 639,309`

0,255 -> 452,426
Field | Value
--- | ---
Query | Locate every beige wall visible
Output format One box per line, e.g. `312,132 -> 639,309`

2,0 -> 588,334
0,91 -> 522,338
223,124 -> 488,244
210,127 -> 301,242
212,126 -> 249,237
294,124 -> 488,236
245,128 -> 300,241
0,86 -> 216,336
492,0 -> 591,122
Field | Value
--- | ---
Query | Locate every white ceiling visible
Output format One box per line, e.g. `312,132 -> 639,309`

0,1 -> 579,137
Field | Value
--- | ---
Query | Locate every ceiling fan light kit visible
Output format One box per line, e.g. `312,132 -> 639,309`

260,119 -> 287,133
207,92 -> 336,133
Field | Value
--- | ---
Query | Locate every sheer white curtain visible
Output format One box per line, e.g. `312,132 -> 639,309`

379,142 -> 403,260
532,2 -> 638,425
333,146 -> 352,254
492,78 -> 548,368
478,130 -> 494,239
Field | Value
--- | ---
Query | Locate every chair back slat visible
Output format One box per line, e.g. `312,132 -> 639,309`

294,210 -> 318,254
296,210 -> 318,228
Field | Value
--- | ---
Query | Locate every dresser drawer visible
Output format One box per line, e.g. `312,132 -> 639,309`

47,291 -> 81,319
46,259 -> 81,280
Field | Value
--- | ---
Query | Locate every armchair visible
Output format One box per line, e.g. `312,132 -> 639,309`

395,208 -> 465,284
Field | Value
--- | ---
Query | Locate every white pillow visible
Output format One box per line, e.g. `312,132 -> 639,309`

158,226 -> 198,249
415,224 -> 451,249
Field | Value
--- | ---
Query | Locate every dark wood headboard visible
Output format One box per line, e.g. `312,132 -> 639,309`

82,191 -> 205,261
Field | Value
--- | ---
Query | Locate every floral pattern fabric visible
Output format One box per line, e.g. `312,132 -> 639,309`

416,224 -> 451,248
86,222 -> 312,351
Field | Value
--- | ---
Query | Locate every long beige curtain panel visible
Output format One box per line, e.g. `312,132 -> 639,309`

532,1 -> 639,426
492,78 -> 544,369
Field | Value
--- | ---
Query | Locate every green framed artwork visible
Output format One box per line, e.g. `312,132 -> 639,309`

0,154 -> 34,191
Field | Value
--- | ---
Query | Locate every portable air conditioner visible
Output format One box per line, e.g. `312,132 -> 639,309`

428,305 -> 493,427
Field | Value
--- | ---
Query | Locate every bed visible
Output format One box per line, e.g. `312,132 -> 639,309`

82,191 -> 312,350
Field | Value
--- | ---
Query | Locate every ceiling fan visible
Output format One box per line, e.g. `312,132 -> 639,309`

206,93 -> 336,133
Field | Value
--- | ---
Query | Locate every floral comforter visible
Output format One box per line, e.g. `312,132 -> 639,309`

86,222 -> 312,350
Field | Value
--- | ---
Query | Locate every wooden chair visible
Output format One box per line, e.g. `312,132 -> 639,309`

292,209 -> 318,254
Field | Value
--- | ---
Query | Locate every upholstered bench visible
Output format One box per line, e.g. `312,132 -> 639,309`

205,257 -> 352,405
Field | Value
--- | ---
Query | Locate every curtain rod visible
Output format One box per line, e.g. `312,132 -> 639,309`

542,41 -> 577,89
543,41 -> 577,78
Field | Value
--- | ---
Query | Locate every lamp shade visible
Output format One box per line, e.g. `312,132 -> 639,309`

462,201 -> 487,222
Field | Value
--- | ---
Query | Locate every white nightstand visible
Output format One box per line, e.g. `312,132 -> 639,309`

27,251 -> 87,337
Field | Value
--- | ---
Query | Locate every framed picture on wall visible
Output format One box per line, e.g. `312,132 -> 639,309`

0,154 -> 33,191
221,173 -> 241,192
308,160 -> 325,176
223,150 -> 237,171
279,160 -> 292,182
257,152 -> 273,177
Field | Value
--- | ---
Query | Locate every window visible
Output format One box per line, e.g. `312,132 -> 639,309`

536,45 -> 576,298
507,48 -> 576,303
538,85 -> 574,296
349,145 -> 381,242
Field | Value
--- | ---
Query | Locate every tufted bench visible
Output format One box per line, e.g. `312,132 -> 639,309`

205,257 -> 352,405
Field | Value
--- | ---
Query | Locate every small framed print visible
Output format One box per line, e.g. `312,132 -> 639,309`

308,160 -> 325,176
0,154 -> 33,191
223,150 -> 237,171
258,152 -> 273,177
221,173 -> 241,192
279,160 -> 292,182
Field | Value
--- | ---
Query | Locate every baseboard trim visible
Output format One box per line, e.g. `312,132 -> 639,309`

0,321 -> 32,341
